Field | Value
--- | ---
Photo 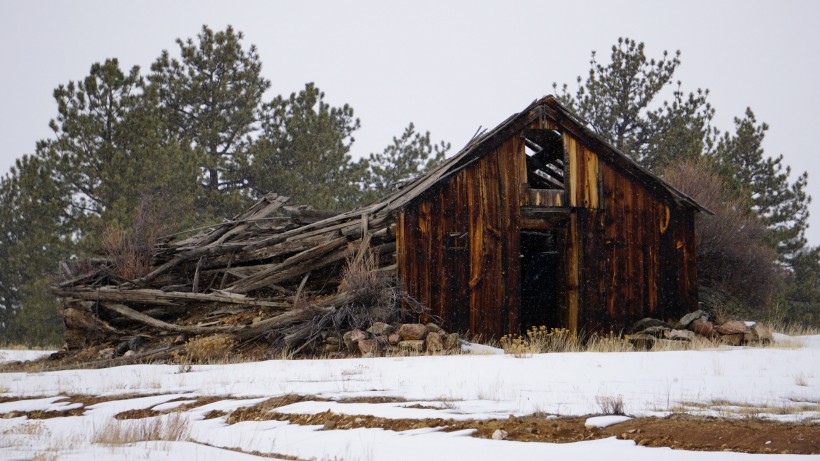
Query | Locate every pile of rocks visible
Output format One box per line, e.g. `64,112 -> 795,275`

323,322 -> 460,357
626,310 -> 773,349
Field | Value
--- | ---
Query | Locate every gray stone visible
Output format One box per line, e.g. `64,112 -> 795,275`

367,322 -> 393,336
678,310 -> 707,328
343,331 -> 356,351
491,429 -> 508,440
444,333 -> 460,351
635,326 -> 671,338
425,332 -> 443,354
350,329 -> 368,342
426,323 -> 445,335
123,350 -> 135,357
398,340 -> 424,354
665,329 -> 695,341
358,338 -> 380,355
629,318 -> 671,334
752,323 -> 773,343
397,323 -> 428,341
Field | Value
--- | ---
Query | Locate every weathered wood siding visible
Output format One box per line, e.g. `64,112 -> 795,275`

397,136 -> 525,337
397,121 -> 698,339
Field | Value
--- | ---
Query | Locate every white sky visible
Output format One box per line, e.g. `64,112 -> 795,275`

2,0 -> 819,245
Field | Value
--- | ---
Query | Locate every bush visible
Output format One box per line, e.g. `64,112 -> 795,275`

662,159 -> 785,320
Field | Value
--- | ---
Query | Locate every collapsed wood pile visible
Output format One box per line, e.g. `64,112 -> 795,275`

54,193 -> 417,362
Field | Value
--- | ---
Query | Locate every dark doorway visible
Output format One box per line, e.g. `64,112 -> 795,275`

520,230 -> 564,333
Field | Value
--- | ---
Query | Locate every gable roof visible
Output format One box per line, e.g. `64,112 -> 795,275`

370,95 -> 709,215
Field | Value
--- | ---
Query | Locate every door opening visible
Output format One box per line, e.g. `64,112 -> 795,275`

519,230 -> 564,333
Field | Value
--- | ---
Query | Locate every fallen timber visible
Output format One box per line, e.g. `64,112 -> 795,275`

54,193 -> 410,362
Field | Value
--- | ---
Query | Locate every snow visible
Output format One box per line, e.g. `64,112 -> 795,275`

0,336 -> 818,460
0,348 -> 55,364
585,415 -> 632,428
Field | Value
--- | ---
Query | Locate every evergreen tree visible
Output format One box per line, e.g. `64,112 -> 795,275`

712,108 -> 811,263
363,122 -> 450,200
149,25 -> 269,217
249,83 -> 366,211
553,37 -> 715,170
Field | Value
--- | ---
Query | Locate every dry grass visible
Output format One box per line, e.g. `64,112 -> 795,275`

180,334 -> 236,363
595,393 -> 626,415
500,327 -> 633,355
93,412 -> 190,445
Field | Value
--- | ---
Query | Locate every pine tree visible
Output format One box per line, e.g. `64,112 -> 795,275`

363,122 -> 450,200
149,25 -> 269,217
248,83 -> 366,211
553,37 -> 715,170
712,108 -> 811,263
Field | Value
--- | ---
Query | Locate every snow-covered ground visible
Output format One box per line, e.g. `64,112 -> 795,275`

1,335 -> 818,460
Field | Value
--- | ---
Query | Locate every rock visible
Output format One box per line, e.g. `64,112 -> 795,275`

720,333 -> 745,346
751,323 -> 772,343
625,334 -> 655,350
324,344 -> 339,353
350,329 -> 368,342
367,322 -> 393,336
426,323 -> 445,335
444,333 -> 460,351
397,323 -> 428,341
387,332 -> 401,345
716,321 -> 751,336
629,318 -> 671,334
123,350 -> 135,357
113,341 -> 130,357
491,429 -> 508,440
426,332 -> 444,354
635,326 -> 671,338
689,318 -> 717,338
664,329 -> 695,341
128,336 -> 147,351
97,347 -> 114,359
398,340 -> 424,354
678,310 -> 707,328
323,421 -> 336,430
343,331 -> 356,351
358,338 -> 380,355
325,336 -> 340,345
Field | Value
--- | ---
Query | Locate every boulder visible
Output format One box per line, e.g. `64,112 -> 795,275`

367,322 -> 393,336
397,323 -> 428,340
350,329 -> 368,342
720,333 -> 745,346
387,332 -> 401,345
426,323 -> 445,335
492,429 -> 508,440
625,333 -> 655,350
343,331 -> 356,351
716,321 -> 751,336
664,329 -> 695,341
635,326 -> 671,338
689,318 -> 717,338
324,344 -> 340,353
426,332 -> 444,354
629,318 -> 671,334
678,310 -> 707,328
325,336 -> 340,345
358,338 -> 380,356
751,323 -> 773,343
444,333 -> 460,351
398,340 -> 424,354
97,347 -> 114,360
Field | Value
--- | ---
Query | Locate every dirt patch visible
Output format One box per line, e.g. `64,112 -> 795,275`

221,407 -> 820,454
336,396 -> 407,404
603,414 -> 820,454
1,408 -> 85,419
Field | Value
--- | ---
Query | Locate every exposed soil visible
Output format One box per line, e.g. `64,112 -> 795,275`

224,407 -> 820,455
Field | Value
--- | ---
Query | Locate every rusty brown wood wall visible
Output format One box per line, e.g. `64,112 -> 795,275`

397,136 -> 525,337
397,125 -> 698,339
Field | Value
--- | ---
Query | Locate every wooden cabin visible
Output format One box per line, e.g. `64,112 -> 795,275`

391,96 -> 707,337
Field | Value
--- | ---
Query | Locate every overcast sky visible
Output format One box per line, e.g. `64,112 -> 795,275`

3,0 -> 819,245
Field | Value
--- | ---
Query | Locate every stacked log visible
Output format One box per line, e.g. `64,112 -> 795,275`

54,193 -> 413,362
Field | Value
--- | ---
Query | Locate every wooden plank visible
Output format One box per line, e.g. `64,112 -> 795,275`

526,189 -> 563,207
467,161 -> 485,336
565,134 -> 579,207
502,137 -> 523,334
584,146 -> 599,208
565,212 -> 581,335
